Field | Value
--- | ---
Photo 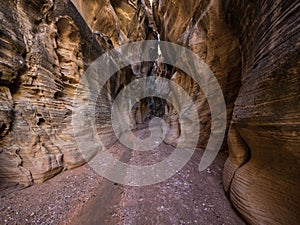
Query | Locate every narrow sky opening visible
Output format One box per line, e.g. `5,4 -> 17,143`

149,0 -> 153,7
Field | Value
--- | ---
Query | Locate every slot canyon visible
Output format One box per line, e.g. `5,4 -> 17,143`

0,0 -> 299,224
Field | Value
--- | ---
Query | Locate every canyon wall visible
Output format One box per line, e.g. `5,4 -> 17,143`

0,0 -> 154,188
0,0 -> 103,187
153,0 -> 241,151
72,0 -> 157,128
223,1 -> 300,224
1,0 -> 299,224
154,0 -> 300,224
71,0 -> 156,46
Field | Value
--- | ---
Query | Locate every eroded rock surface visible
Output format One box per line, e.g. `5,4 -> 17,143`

0,0 -> 104,187
72,0 -> 157,128
223,1 -> 300,224
153,0 -> 241,151
0,0 -> 154,187
1,0 -> 299,224
153,0 -> 300,224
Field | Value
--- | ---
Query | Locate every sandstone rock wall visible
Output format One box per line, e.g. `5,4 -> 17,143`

72,0 -> 157,127
153,0 -> 241,149
0,0 -> 154,188
0,0 -> 104,187
71,0 -> 155,46
1,1 -> 299,224
153,0 -> 300,224
223,1 -> 300,224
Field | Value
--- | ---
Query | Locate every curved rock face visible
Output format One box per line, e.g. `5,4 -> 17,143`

153,0 -> 241,149
223,1 -> 300,224
71,0 -> 157,83
72,0 -> 157,128
1,0 -> 299,224
71,0 -> 155,46
0,0 -> 103,186
153,0 -> 300,224
0,0 -> 154,187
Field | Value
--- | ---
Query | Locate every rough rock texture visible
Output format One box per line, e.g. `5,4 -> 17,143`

154,0 -> 300,224
223,1 -> 300,224
0,0 -> 103,187
72,0 -> 156,46
153,0 -> 241,149
1,0 -> 299,224
0,87 -> 13,138
71,0 -> 157,79
0,0 -> 154,187
72,0 -> 157,127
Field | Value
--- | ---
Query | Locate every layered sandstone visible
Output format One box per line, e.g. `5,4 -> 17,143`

223,1 -> 300,224
72,0 -> 157,128
153,0 -> 300,224
0,0 -> 103,187
153,0 -> 241,149
0,0 -> 154,187
1,0 -> 299,224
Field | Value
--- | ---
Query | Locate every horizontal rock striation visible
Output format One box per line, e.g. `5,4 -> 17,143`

153,0 -> 241,150
1,1 -> 299,224
0,0 -> 154,188
223,1 -> 300,224
72,0 -> 157,127
0,0 -> 103,187
154,0 -> 300,224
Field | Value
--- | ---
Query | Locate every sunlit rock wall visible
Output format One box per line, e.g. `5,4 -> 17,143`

154,0 -> 300,224
0,0 -> 154,188
0,0 -> 104,187
153,0 -> 241,149
72,0 -> 157,127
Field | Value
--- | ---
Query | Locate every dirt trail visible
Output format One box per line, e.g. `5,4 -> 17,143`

0,127 -> 245,225
70,128 -> 245,225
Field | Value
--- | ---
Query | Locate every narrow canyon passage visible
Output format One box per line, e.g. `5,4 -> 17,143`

0,1 -> 299,224
0,126 -> 245,225
71,127 -> 245,225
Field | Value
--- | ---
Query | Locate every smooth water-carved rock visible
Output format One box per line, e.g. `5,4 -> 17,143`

1,1 -> 299,224
0,0 -> 155,187
154,0 -> 300,224
71,0 -> 155,46
0,0 -> 103,187
153,0 -> 241,149
223,1 -> 300,224
72,0 -> 156,126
